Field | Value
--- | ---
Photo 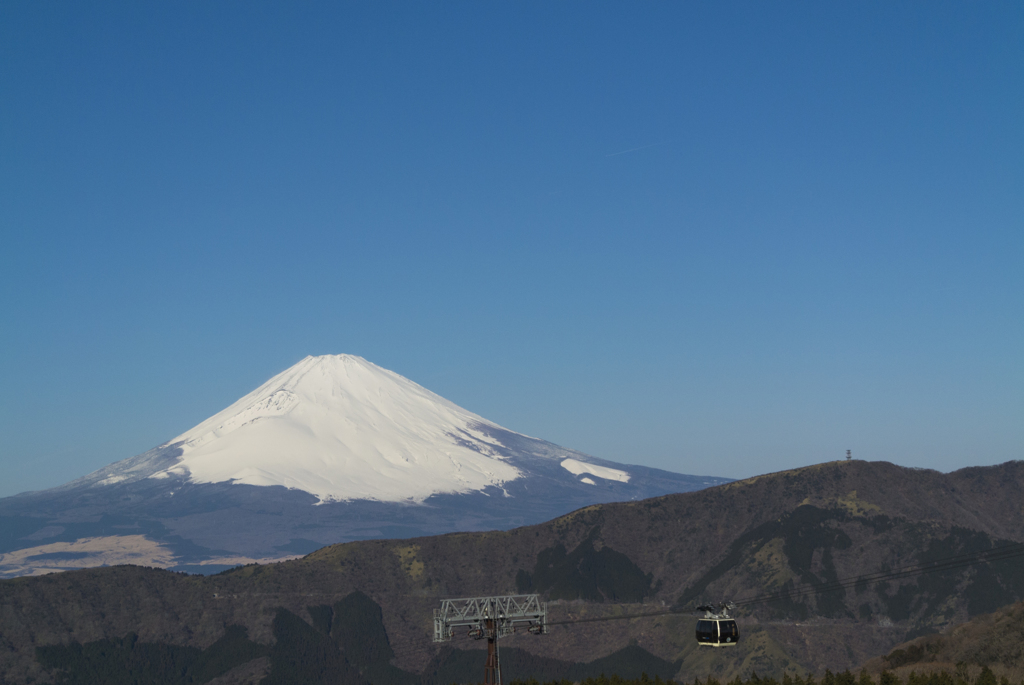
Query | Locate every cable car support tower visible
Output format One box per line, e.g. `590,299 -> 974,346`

433,594 -> 547,685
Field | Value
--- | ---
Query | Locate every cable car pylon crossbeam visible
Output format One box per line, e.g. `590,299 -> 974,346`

434,595 -> 547,685
433,594 -> 547,642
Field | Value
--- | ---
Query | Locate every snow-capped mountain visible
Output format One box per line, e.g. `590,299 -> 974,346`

90,355 -> 527,503
0,355 -> 731,578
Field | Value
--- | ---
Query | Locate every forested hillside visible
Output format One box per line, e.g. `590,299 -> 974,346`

862,599 -> 1024,684
2,460 -> 1023,684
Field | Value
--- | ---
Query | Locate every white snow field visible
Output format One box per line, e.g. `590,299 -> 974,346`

560,457 -> 630,483
150,355 -> 525,503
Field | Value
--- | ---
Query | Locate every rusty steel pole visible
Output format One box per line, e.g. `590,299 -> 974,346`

484,618 -> 501,685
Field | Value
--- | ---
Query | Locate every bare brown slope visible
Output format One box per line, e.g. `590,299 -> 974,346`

945,463 -> 1024,540
355,459 -> 1024,602
1,460 -> 1022,684
861,600 -> 1024,684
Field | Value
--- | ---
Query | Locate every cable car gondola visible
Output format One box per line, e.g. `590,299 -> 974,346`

695,604 -> 739,647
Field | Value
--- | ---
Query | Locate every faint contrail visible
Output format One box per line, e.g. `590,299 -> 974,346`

605,140 -> 674,157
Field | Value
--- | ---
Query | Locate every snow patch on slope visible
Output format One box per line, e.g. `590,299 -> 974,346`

561,458 -> 630,483
149,355 -> 523,503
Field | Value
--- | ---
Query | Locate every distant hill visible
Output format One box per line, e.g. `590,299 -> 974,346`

861,600 -> 1024,685
1,459 -> 1023,684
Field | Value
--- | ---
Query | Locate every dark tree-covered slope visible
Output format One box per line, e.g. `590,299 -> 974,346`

1,460 -> 1023,684
861,599 -> 1024,683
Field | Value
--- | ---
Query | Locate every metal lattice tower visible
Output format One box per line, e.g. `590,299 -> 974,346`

433,595 -> 547,685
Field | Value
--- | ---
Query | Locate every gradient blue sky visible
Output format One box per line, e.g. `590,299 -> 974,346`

2,2 -> 1022,498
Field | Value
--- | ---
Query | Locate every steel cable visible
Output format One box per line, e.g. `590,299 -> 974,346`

541,540 -> 1024,628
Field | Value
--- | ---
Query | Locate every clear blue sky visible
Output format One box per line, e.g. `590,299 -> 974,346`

1,2 -> 1021,498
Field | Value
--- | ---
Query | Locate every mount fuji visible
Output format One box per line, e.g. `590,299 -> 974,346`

0,355 -> 730,577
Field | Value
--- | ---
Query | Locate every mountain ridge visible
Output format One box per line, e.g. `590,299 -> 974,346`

862,599 -> 1024,683
0,354 -> 730,576
2,459 -> 1022,684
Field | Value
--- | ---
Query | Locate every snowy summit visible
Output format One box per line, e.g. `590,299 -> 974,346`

4,353 -> 732,577
150,355 -> 523,503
